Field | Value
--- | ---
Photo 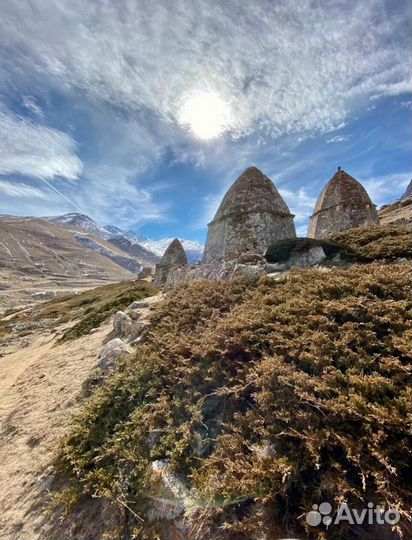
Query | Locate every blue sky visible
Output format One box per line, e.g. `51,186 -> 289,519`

0,0 -> 410,242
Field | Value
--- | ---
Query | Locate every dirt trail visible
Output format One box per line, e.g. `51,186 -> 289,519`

0,322 -> 112,540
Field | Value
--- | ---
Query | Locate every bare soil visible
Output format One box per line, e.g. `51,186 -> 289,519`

0,320 -> 112,539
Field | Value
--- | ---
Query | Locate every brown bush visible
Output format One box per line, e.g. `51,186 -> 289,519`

55,263 -> 411,539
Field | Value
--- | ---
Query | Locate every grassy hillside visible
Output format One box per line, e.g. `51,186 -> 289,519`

0,280 -> 156,344
55,262 -> 411,539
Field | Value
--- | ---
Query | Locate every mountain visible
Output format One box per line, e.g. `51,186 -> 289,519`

0,215 -> 140,312
400,179 -> 412,200
378,180 -> 412,226
105,225 -> 204,263
140,238 -> 204,263
46,214 -> 203,263
46,213 -> 112,239
44,214 -> 160,267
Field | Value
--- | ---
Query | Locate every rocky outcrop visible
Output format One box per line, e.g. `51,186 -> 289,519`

154,239 -> 188,285
98,338 -> 133,371
308,168 -> 379,239
203,167 -> 296,263
96,294 -> 163,371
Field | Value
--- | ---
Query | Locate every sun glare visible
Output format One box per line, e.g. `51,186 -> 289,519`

179,91 -> 230,140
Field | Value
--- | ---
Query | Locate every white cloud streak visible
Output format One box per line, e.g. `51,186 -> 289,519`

0,180 -> 49,199
0,110 -> 83,180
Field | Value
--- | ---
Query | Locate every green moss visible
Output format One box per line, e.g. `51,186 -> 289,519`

55,263 -> 411,539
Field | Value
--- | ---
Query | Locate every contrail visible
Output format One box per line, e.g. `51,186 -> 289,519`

38,176 -> 85,213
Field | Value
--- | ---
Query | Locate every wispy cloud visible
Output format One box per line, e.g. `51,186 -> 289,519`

0,109 -> 82,180
326,135 -> 351,144
1,0 -> 410,139
0,179 -> 49,199
361,172 -> 411,206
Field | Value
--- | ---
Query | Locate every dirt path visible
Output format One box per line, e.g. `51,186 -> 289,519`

0,322 -> 112,540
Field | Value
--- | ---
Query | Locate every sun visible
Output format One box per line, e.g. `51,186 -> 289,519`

179,91 -> 231,140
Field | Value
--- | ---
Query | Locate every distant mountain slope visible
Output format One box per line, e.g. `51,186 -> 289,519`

0,216 -> 135,285
106,235 -> 160,266
44,213 -> 160,267
379,180 -> 412,226
45,213 -> 203,264
46,213 -> 112,239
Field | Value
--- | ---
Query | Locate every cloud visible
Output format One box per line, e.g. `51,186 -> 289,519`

21,96 -> 44,118
1,0 -> 410,140
326,135 -> 351,144
361,172 -> 411,206
75,164 -> 172,229
0,109 -> 83,180
279,187 -> 317,230
0,179 -> 49,199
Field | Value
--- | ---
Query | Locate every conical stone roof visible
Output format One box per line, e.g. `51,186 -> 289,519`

308,169 -> 378,238
203,167 -> 296,263
159,239 -> 188,266
211,166 -> 292,223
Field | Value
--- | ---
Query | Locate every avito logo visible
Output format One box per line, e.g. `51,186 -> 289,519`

306,502 -> 400,528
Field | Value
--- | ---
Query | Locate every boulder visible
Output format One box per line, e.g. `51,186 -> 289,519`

98,338 -> 132,371
290,245 -> 326,267
113,311 -> 132,337
127,308 -> 142,321
129,321 -> 150,343
265,262 -> 289,273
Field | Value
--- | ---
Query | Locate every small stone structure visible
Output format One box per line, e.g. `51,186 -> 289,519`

202,167 -> 296,263
154,239 -> 188,285
308,168 -> 379,239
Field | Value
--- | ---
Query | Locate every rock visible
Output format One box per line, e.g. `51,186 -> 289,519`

129,321 -> 150,343
129,300 -> 150,310
233,264 -> 264,278
98,338 -> 132,371
290,245 -> 326,267
138,266 -> 153,279
265,262 -> 289,272
127,309 -> 142,321
113,311 -> 132,338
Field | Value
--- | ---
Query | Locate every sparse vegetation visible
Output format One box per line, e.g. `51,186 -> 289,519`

59,280 -> 156,341
331,224 -> 411,260
265,224 -> 411,264
55,262 -> 412,539
0,280 -> 156,344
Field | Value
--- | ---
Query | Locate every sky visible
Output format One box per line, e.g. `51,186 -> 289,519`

0,0 -> 410,242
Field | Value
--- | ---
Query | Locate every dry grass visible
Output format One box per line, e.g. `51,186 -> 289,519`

55,262 -> 411,539
331,224 -> 411,260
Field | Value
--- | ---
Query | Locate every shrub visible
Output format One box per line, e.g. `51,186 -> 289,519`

331,224 -> 411,260
55,263 -> 411,539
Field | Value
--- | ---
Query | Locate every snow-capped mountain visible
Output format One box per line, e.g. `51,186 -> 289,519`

45,213 -> 203,264
140,238 -> 204,263
45,213 -> 112,240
